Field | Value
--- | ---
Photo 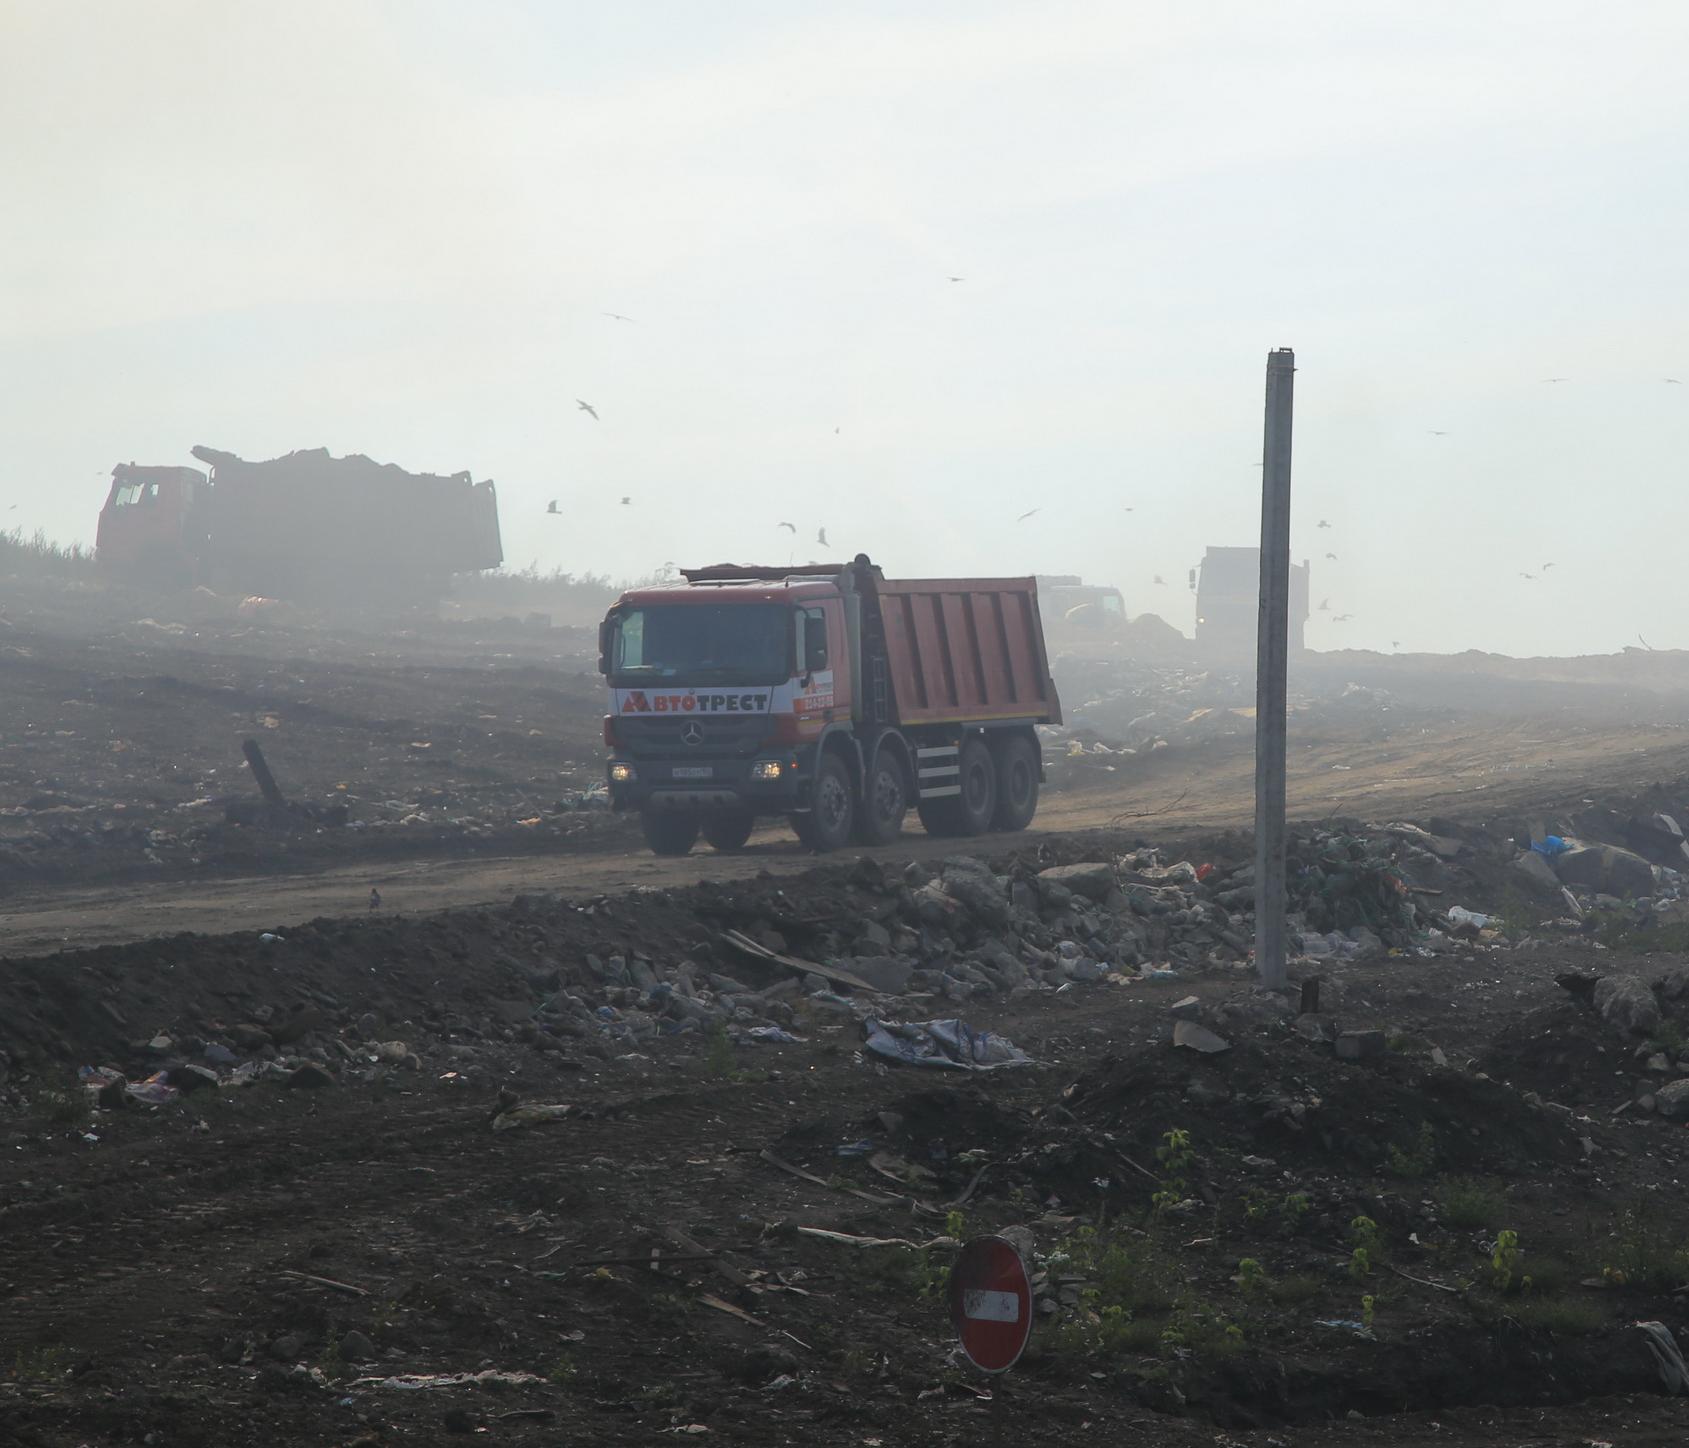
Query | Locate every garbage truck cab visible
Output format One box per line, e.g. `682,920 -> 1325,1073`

600,556 -> 1061,856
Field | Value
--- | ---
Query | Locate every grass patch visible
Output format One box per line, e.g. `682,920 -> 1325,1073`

11,1344 -> 71,1382
1437,1176 -> 1505,1231
1603,1198 -> 1689,1290
1502,1296 -> 1606,1336
0,527 -> 93,578
31,1087 -> 92,1130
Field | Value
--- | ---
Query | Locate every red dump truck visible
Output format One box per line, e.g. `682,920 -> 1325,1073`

95,445 -> 502,601
600,557 -> 1062,855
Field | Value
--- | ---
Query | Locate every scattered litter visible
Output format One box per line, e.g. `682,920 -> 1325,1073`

1446,906 -> 1490,930
795,1227 -> 957,1250
1636,1320 -> 1687,1394
350,1369 -> 547,1391
1172,1020 -> 1231,1055
863,1018 -> 1031,1071
746,1026 -> 805,1045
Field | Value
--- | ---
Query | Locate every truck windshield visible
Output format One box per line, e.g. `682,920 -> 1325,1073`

610,604 -> 791,684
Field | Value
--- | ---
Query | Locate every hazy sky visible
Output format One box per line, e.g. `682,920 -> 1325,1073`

3,0 -> 1687,656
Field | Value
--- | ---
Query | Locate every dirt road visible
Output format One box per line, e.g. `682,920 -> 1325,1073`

6,717 -> 1685,957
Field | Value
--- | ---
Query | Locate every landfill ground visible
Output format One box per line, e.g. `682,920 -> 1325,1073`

6,576 -> 1689,1444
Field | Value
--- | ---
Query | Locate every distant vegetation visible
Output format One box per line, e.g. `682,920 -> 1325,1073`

445,562 -> 676,625
0,527 -> 93,576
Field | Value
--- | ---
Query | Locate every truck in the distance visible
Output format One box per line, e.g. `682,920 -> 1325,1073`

600,556 -> 1062,855
95,445 -> 502,602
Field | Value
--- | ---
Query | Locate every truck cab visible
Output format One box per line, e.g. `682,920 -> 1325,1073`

95,465 -> 207,585
601,558 -> 1061,856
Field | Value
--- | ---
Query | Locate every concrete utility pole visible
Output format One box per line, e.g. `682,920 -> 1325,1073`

1255,347 -> 1295,989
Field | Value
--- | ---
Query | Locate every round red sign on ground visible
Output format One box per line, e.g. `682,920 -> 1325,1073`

950,1235 -> 1033,1374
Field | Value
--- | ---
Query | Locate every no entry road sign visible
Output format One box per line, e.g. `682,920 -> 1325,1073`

950,1235 -> 1032,1373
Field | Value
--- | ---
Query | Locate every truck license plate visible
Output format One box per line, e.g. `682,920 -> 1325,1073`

671,766 -> 714,779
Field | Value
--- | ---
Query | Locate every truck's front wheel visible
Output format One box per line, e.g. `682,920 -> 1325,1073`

798,754 -> 855,853
641,808 -> 699,857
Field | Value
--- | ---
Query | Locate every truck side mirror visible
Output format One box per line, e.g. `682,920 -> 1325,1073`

597,619 -> 613,675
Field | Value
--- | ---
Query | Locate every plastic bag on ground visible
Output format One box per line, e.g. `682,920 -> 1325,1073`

862,1018 -> 1032,1070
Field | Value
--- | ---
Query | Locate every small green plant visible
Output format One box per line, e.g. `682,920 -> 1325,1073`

1347,1215 -> 1382,1279
945,1210 -> 967,1241
703,1025 -> 737,1079
1437,1176 -> 1504,1230
318,1330 -> 350,1384
1235,1258 -> 1268,1295
1387,1121 -> 1437,1179
1151,1128 -> 1195,1215
1279,1192 -> 1311,1233
1360,1294 -> 1376,1330
11,1344 -> 70,1382
1243,1192 -> 1269,1225
1490,1230 -> 1522,1293
547,1352 -> 578,1386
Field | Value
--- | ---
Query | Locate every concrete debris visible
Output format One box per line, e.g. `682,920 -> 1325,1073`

1593,976 -> 1662,1037
1173,1020 -> 1231,1055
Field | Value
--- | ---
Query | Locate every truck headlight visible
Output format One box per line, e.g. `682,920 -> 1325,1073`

610,762 -> 636,783
750,760 -> 783,781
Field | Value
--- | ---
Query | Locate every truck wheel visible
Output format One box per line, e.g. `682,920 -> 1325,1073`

991,736 -> 1040,832
702,812 -> 755,853
951,737 -> 998,836
641,809 -> 699,856
855,752 -> 908,846
803,754 -> 856,853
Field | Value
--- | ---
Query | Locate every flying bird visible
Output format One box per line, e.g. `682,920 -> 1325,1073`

948,276 -> 965,282
1153,575 -> 1166,585
1666,378 -> 1683,384
602,312 -> 635,323
1017,508 -> 1040,522
1519,572 -> 1536,581
620,496 -> 632,505
1542,561 -> 1556,570
816,527 -> 828,546
1324,552 -> 1338,561
1391,640 -> 1401,650
1426,429 -> 1449,436
1542,377 -> 1569,383
1123,506 -> 1134,513
777,521 -> 796,533
1317,519 -> 1331,529
1640,633 -> 1654,650
546,500 -> 559,515
1333,614 -> 1354,623
1318,598 -> 1330,611
577,399 -> 599,420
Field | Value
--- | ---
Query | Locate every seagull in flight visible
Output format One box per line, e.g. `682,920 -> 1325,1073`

1391,640 -> 1401,650
1640,633 -> 1654,650
620,496 -> 631,506
1542,561 -> 1556,570
546,500 -> 559,515
1666,378 -> 1683,384
816,526 -> 828,546
1333,613 -> 1354,623
1017,508 -> 1040,522
777,521 -> 796,533
577,399 -> 599,420
602,312 -> 635,323
1317,519 -> 1331,529
1542,377 -> 1569,383
1318,597 -> 1330,611
1153,575 -> 1166,585
948,276 -> 965,282
1519,572 -> 1537,581
1426,429 -> 1449,436
1324,552 -> 1338,561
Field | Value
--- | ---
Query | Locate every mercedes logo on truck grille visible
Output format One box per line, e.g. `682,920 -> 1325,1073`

681,721 -> 705,746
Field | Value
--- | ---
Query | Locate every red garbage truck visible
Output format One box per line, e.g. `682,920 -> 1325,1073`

600,556 -> 1062,855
